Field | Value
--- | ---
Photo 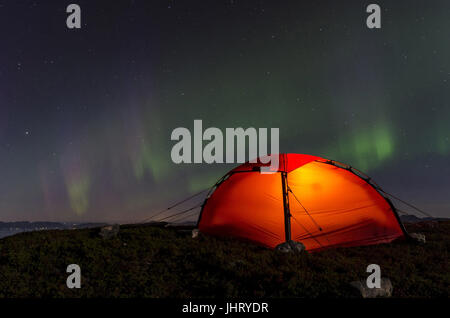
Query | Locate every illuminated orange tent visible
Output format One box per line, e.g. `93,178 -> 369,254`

198,154 -> 407,252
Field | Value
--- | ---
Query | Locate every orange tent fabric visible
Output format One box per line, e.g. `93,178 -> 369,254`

198,154 -> 406,252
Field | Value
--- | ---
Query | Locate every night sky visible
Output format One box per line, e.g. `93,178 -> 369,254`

0,0 -> 449,222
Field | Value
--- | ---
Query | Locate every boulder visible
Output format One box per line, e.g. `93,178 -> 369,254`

275,240 -> 306,253
350,278 -> 393,298
99,224 -> 120,239
409,232 -> 426,243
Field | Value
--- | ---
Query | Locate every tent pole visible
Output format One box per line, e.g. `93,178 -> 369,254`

281,171 -> 292,242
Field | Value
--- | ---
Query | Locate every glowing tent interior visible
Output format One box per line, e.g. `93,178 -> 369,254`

197,153 -> 407,252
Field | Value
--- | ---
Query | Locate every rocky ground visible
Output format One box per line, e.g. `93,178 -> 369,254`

0,221 -> 448,298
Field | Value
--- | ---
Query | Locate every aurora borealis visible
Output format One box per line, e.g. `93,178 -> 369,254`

0,0 -> 449,222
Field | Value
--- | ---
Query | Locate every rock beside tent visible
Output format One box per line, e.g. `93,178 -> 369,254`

409,232 -> 426,243
99,224 -> 120,239
275,240 -> 306,253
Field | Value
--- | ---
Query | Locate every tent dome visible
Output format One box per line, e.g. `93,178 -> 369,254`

198,153 -> 406,251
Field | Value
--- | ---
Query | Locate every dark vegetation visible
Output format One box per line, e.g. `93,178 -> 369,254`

0,221 -> 448,298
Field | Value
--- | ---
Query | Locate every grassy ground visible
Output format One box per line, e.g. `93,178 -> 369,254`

0,221 -> 448,298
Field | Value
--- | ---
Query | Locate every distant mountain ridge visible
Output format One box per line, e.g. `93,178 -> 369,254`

0,221 -> 108,230
400,214 -> 449,223
2,216 -> 449,229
